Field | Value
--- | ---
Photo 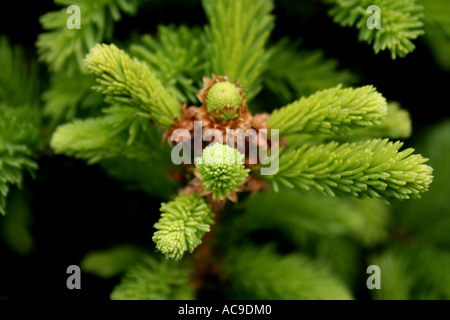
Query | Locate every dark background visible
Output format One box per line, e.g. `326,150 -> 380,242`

0,0 -> 448,299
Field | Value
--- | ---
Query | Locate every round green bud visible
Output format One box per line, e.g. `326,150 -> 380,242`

205,82 -> 243,120
196,143 -> 249,200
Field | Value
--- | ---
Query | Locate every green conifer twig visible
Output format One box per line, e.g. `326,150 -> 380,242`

203,0 -> 275,101
328,0 -> 425,59
268,138 -> 433,200
153,194 -> 214,261
268,85 -> 388,136
111,255 -> 195,300
84,43 -> 181,129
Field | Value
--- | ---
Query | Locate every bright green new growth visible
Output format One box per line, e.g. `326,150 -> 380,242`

269,139 -> 433,200
0,106 -> 40,216
328,0 -> 425,59
268,85 -> 388,136
30,0 -> 438,300
50,117 -> 161,164
0,38 -> 42,216
203,0 -> 275,101
196,143 -> 250,200
206,82 -> 243,120
130,25 -> 207,104
84,43 -> 181,129
153,194 -> 214,260
111,255 -> 194,300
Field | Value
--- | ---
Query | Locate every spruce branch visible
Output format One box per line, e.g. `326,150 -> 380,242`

130,25 -> 207,103
102,105 -> 156,145
237,189 -> 388,247
0,143 -> 37,216
153,194 -> 214,261
392,120 -> 450,247
37,0 -> 139,73
268,85 -> 388,136
347,102 -> 412,139
196,143 -> 250,200
224,245 -> 352,299
111,255 -> 195,300
43,71 -> 103,124
0,39 -> 42,216
0,105 -> 42,149
50,117 -> 162,164
328,0 -> 425,59
0,105 -> 41,216
234,190 -> 388,285
84,43 -> 181,129
264,38 -> 357,103
371,246 -> 450,299
268,139 -> 433,200
203,0 -> 275,101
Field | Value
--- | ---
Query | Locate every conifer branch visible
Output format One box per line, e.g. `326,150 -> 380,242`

84,44 -> 182,129
392,120 -> 450,246
224,245 -> 352,299
130,25 -> 207,103
111,255 -> 194,300
264,38 -> 357,103
37,0 -> 139,73
268,85 -> 388,136
102,105 -> 157,145
0,105 -> 42,149
327,0 -> 425,59
0,39 -> 42,216
237,189 -> 388,246
153,194 -> 214,261
268,139 -> 433,200
0,143 -> 37,216
50,117 -> 162,164
43,71 -> 103,124
371,246 -> 450,299
203,0 -> 275,101
348,102 -> 412,139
